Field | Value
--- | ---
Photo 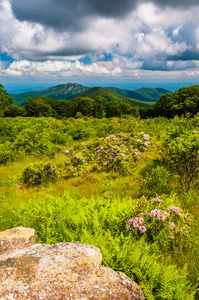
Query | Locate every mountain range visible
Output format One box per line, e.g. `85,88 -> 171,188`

10,83 -> 170,108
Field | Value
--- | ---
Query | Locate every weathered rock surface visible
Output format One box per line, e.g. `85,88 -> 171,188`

0,227 -> 145,300
0,227 -> 35,255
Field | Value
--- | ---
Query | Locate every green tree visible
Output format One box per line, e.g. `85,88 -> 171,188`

54,99 -> 73,118
26,97 -> 51,117
93,96 -> 106,118
4,104 -> 26,117
0,84 -> 13,117
74,97 -> 95,116
149,85 -> 199,118
105,100 -> 132,117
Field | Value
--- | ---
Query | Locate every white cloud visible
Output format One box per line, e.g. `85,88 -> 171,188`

3,60 -> 123,78
0,0 -> 199,81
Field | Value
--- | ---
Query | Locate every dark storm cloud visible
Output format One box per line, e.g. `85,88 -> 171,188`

168,50 -> 199,61
11,0 -> 199,28
152,0 -> 199,7
11,0 -> 137,30
11,0 -> 199,31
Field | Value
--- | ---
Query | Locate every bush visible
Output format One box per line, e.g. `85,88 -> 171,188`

140,162 -> 171,195
161,130 -> 199,188
126,196 -> 193,252
21,162 -> 57,186
63,131 -> 151,177
0,142 -> 17,164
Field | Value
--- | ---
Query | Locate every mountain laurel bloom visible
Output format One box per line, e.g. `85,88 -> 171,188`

149,209 -> 170,220
169,222 -> 176,230
126,217 -> 147,232
167,206 -> 181,215
152,198 -> 164,203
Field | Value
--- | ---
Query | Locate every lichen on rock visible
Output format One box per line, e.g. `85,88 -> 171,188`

0,227 -> 145,299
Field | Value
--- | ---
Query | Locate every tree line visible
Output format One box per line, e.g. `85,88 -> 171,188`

0,84 -> 141,118
1,84 -> 199,119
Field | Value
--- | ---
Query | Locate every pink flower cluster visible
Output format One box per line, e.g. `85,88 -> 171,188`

126,217 -> 147,233
182,214 -> 192,222
140,132 -> 150,140
168,222 -> 176,230
149,209 -> 170,221
152,198 -> 164,203
167,206 -> 181,215
126,197 -> 192,236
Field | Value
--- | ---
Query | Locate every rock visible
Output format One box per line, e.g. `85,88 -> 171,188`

0,227 -> 145,300
0,227 -> 35,255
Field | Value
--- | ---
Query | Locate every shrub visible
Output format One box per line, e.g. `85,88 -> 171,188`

126,197 -> 193,252
63,131 -> 151,177
161,130 -> 199,188
0,142 -> 17,164
21,162 -> 57,186
140,162 -> 171,195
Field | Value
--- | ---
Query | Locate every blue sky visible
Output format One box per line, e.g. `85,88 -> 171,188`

0,0 -> 199,92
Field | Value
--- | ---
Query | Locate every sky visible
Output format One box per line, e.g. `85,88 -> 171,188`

0,0 -> 199,92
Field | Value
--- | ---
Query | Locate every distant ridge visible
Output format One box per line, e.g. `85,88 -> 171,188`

10,83 -> 90,105
68,87 -> 151,108
9,83 -> 170,107
106,87 -> 170,102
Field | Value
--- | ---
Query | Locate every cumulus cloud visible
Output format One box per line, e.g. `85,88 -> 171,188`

0,0 -> 198,81
3,60 -> 123,78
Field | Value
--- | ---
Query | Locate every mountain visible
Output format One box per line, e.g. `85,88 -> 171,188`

106,87 -> 170,102
68,87 -> 152,108
133,87 -> 170,102
10,83 -> 90,105
9,83 -> 170,107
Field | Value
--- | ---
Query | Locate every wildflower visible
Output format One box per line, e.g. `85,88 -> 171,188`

169,222 -> 176,230
167,206 -> 181,215
139,226 -> 146,233
143,134 -> 150,140
141,212 -> 148,217
182,214 -> 192,221
149,209 -> 170,220
152,198 -> 163,203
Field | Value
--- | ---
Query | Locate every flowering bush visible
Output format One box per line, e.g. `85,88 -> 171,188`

64,131 -> 150,176
21,162 -> 57,186
126,197 -> 192,249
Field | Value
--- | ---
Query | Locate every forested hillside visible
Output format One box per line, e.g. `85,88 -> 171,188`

9,83 -> 169,106
106,87 -> 169,102
10,83 -> 90,105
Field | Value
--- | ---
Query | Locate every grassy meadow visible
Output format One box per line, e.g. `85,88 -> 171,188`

0,115 -> 198,299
